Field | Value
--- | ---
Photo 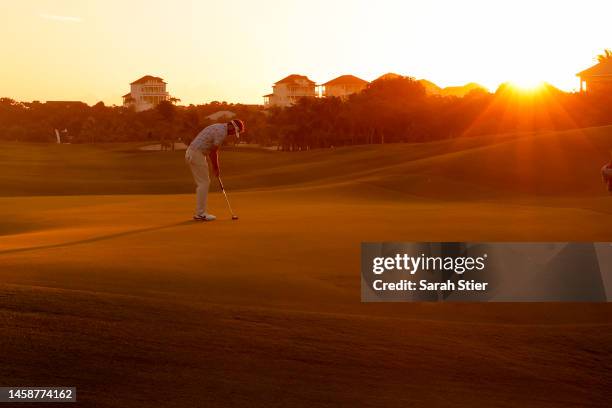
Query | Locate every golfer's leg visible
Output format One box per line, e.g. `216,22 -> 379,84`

186,152 -> 200,215
192,158 -> 210,216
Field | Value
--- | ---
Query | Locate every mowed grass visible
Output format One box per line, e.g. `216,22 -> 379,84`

0,127 -> 611,407
2,124 -> 611,197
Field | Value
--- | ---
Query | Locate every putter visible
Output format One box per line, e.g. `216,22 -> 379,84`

217,176 -> 239,220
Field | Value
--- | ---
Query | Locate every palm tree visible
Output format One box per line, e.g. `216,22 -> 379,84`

597,49 -> 612,62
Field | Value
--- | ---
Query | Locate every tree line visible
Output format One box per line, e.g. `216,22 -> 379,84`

0,99 -> 269,145
268,76 -> 612,151
1,75 -> 611,150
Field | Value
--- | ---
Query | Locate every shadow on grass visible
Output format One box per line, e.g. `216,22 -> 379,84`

0,220 -> 198,256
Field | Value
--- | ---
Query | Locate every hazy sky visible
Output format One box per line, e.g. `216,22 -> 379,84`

0,0 -> 610,105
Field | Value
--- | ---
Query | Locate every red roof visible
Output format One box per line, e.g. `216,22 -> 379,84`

322,75 -> 369,86
274,74 -> 315,85
130,75 -> 166,85
122,93 -> 132,98
376,72 -> 402,81
577,61 -> 612,77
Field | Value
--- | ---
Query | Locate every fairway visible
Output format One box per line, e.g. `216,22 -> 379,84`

1,127 -> 611,407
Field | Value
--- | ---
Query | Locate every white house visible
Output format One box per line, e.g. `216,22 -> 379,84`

123,75 -> 169,112
321,75 -> 368,99
264,74 -> 317,108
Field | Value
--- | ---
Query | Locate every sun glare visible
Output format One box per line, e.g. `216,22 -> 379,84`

508,78 -> 545,92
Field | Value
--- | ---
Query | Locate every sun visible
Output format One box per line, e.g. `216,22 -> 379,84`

508,77 -> 545,91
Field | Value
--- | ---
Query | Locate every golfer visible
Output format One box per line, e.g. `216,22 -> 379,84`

185,119 -> 245,221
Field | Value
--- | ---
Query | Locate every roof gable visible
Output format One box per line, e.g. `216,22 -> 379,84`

131,75 -> 166,85
322,75 -> 369,86
577,61 -> 612,77
275,74 -> 315,85
376,72 -> 402,81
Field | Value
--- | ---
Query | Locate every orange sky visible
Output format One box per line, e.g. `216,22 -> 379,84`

0,0 -> 610,105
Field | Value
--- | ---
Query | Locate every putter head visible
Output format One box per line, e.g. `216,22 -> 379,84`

232,215 -> 239,220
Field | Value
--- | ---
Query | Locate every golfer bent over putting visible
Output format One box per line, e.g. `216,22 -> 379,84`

185,119 -> 245,221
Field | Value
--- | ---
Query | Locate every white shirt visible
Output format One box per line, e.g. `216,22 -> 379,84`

188,123 -> 228,152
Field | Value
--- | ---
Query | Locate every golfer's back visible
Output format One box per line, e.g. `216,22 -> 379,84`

189,123 -> 227,153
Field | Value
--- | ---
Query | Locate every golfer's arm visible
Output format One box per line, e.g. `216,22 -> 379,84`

208,146 -> 220,175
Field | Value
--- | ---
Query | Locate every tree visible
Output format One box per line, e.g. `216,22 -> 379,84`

156,100 -> 176,122
597,49 -> 612,62
79,116 -> 98,144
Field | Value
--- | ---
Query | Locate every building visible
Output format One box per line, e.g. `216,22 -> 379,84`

263,74 -> 316,107
376,72 -> 402,81
577,60 -> 612,93
123,75 -> 169,111
320,75 -> 368,99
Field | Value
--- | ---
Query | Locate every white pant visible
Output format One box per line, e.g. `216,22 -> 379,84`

185,148 -> 210,216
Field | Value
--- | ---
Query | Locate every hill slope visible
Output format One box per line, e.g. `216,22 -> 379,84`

1,126 -> 610,199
